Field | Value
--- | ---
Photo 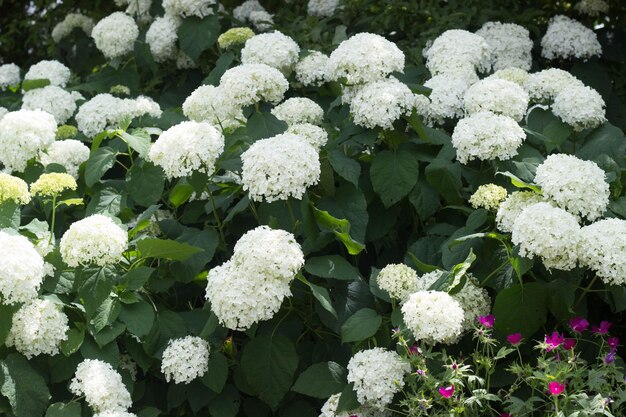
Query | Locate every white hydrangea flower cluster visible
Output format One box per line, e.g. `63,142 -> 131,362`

451,111 -> 525,164
149,121 -> 225,179
60,214 -> 128,267
487,67 -> 530,86
523,68 -> 585,103
0,173 -> 31,204
534,154 -> 609,221
248,10 -> 275,31
39,139 -> 90,179
271,97 -> 324,125
295,51 -> 330,87
219,63 -> 289,107
552,85 -> 606,131
241,133 -> 321,202
286,123 -> 328,150
327,33 -> 405,85
346,348 -> 410,410
0,107 -> 7,119
320,393 -> 390,417
512,202 -> 581,270
183,84 -> 244,131
205,226 -> 304,330
541,15 -> 602,61
376,264 -> 418,301
241,32 -> 300,74
422,74 -> 472,125
146,15 -> 181,63
70,359 -> 132,413
307,0 -> 341,17
349,77 -> 419,130
161,336 -> 210,384
574,0 -> 609,17
21,85 -> 83,124
475,22 -> 533,71
469,184 -> 508,211
234,0 -> 266,22
402,290 -> 465,343
496,191 -> 545,233
92,12 -> 139,59
6,299 -> 68,359
0,63 -> 20,88
414,272 -> 491,336
424,30 -> 491,77
463,78 -> 529,122
51,13 -> 94,42
163,0 -> 217,17
120,0 -> 153,23
24,60 -> 71,87
0,231 -> 45,305
0,109 -> 57,173
578,219 -> 626,285
93,411 -> 138,417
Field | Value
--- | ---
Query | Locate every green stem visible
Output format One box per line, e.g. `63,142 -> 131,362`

207,190 -> 227,249
286,198 -> 298,233
574,275 -> 599,308
49,195 -> 57,245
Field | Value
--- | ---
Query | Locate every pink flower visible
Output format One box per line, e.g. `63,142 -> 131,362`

548,381 -> 565,395
591,321 -> 612,335
605,351 -> 616,365
569,317 -> 589,333
507,333 -> 522,346
608,337 -> 619,349
545,332 -> 564,351
438,385 -> 455,398
563,338 -> 576,350
478,314 -> 495,328
408,344 -> 420,356
500,414 -> 512,417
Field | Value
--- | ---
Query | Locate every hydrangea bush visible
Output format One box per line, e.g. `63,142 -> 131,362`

0,1 -> 625,417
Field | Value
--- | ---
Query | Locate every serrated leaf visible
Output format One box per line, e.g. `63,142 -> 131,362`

85,147 -> 117,187
0,354 -> 50,417
340,308 -> 382,343
292,362 -> 346,398
137,238 -> 204,261
370,149 -> 419,207
178,15 -> 220,60
304,255 -> 360,281
119,299 -> 155,337
201,352 -> 229,393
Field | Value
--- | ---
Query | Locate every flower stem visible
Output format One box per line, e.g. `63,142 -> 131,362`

49,195 -> 57,245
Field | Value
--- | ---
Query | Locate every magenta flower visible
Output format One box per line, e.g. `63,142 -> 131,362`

569,316 -> 589,333
548,381 -> 565,395
591,321 -> 612,335
608,337 -> 619,349
605,351 -> 616,365
563,338 -> 576,350
500,414 -> 512,417
507,332 -> 522,346
478,314 -> 495,328
408,344 -> 420,355
545,332 -> 564,351
438,385 -> 455,398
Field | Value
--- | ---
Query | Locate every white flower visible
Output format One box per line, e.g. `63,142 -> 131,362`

451,111 -> 525,164
146,15 -> 181,63
233,0 -> 266,22
70,359 -> 132,413
574,0 -> 609,17
161,336 -> 210,384
349,78 -> 417,130
512,202 -> 581,270
6,299 -> 68,358
486,67 -> 529,86
286,123 -> 328,150
60,214 -> 128,267
0,231 -> 45,305
176,51 -> 197,69
475,22 -> 533,71
327,33 -> 405,85
469,184 -> 508,210
39,139 -> 90,179
496,191 -> 545,233
163,0 -> 217,17
219,64 -> 289,107
402,290 -> 465,343
183,85 -> 244,131
552,85 -> 606,131
241,32 -> 300,74
320,394 -> 391,417
21,85 -> 83,124
0,109 -> 57,173
578,219 -> 626,285
51,13 -> 94,42
0,173 -> 30,205
93,411 -> 138,417
424,30 -> 491,75
121,0 -> 153,23
241,133 -> 321,202
307,0 -> 341,17
541,15 -> 602,61
295,51 -> 329,87
422,74 -> 471,125
0,107 -> 6,119
149,121 -> 224,179
271,97 -> 324,125
524,68 -> 585,103
249,10 -> 274,31
534,154 -> 609,221
0,63 -> 20,88
92,12 -> 139,59
377,264 -> 417,301
464,78 -> 529,122
346,348 -> 410,410
24,60 -> 71,87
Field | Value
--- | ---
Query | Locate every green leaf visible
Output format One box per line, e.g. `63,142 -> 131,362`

577,122 -> 626,165
0,354 -> 50,417
341,308 -> 382,343
75,267 -> 117,318
370,149 -> 419,207
208,384 -> 240,417
311,206 -> 365,255
246,112 -> 288,141
204,51 -> 236,86
201,352 -> 229,393
169,180 -> 194,208
45,403 -> 81,417
84,147 -> 117,187
119,299 -> 155,337
0,201 -> 21,229
425,159 -> 462,203
407,252 -> 441,273
336,383 -> 360,413
297,276 -> 337,319
137,238 -> 204,261
123,267 -> 155,290
85,187 -> 125,216
304,256 -> 360,281
21,78 -> 50,91
408,179 -> 440,221
497,171 -> 542,193
178,15 -> 221,61
292,362 -> 346,398
119,131 -> 151,157
241,334 -> 299,409
0,304 -> 17,344
493,282 -> 549,338
60,327 -> 85,356
328,149 -> 360,186
126,160 -> 165,207
90,297 -> 121,333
